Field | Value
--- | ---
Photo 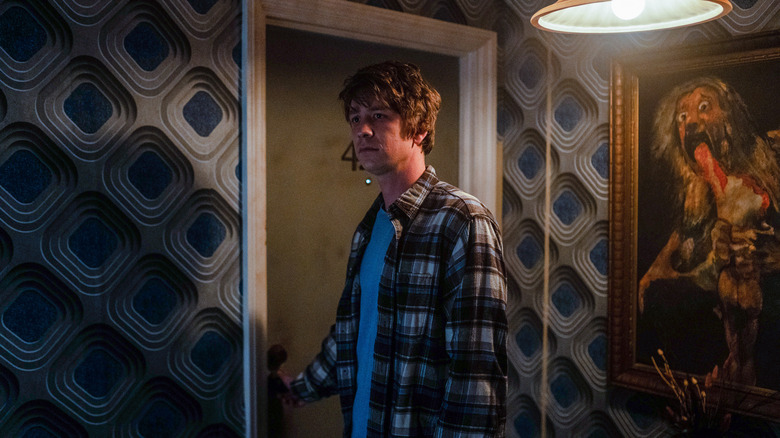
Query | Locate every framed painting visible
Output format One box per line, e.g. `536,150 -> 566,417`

609,30 -> 780,419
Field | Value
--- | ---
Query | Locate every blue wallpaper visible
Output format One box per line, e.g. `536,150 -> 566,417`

0,0 -> 241,435
1,0 -> 777,435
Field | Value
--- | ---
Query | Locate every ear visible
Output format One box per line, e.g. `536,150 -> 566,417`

412,131 -> 428,147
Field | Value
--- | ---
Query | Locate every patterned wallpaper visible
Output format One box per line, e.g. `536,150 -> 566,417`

1,0 -> 778,436
353,0 -> 780,437
0,0 -> 242,436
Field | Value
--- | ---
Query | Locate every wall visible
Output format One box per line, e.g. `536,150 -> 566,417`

349,0 -> 780,437
2,0 -> 778,436
0,0 -> 242,435
265,24 -> 460,438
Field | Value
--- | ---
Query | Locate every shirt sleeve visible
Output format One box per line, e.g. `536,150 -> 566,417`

437,214 -> 508,437
289,325 -> 340,402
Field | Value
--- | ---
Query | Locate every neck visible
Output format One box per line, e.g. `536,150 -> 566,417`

377,161 -> 426,209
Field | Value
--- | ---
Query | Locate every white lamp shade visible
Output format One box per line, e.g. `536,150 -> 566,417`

531,0 -> 732,33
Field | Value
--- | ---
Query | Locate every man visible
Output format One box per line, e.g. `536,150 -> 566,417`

286,61 -> 507,437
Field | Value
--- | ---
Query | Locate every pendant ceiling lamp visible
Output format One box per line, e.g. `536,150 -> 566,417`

531,0 -> 732,33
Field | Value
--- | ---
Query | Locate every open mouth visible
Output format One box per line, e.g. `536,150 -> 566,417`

683,131 -> 711,166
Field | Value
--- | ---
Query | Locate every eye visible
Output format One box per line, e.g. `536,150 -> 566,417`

676,112 -> 687,124
349,115 -> 359,124
698,101 -> 710,112
373,113 -> 385,120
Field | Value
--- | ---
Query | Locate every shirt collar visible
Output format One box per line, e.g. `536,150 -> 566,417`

386,165 -> 438,225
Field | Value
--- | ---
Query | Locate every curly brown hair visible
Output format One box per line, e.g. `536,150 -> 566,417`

339,61 -> 442,155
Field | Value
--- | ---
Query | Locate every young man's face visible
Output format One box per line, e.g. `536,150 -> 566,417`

347,98 -> 424,177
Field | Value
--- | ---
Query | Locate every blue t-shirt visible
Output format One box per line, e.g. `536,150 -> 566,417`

352,208 -> 394,437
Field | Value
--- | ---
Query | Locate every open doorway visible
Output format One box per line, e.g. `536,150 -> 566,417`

266,25 -> 460,437
243,1 -> 497,436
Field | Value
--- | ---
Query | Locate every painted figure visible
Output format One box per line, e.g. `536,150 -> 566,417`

639,76 -> 780,386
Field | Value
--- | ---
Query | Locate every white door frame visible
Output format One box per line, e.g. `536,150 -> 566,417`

242,1 -> 498,435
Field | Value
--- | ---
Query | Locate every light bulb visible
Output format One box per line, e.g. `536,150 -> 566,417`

611,0 -> 645,20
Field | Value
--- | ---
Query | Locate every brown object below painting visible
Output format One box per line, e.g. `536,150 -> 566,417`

609,31 -> 780,419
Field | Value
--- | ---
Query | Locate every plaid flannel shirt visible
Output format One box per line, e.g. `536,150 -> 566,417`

291,166 -> 507,437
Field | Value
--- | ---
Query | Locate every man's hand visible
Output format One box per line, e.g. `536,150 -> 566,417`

277,370 -> 306,408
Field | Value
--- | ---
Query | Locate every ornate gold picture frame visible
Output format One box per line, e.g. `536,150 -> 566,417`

609,31 -> 780,419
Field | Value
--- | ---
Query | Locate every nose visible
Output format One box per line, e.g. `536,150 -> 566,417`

685,123 -> 698,138
355,120 -> 373,138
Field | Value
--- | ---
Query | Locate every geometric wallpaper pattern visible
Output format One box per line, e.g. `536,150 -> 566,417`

353,0 -> 780,437
1,0 -> 778,436
0,0 -> 241,436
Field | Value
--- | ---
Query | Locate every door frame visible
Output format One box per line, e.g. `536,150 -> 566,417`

242,1 -> 498,435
